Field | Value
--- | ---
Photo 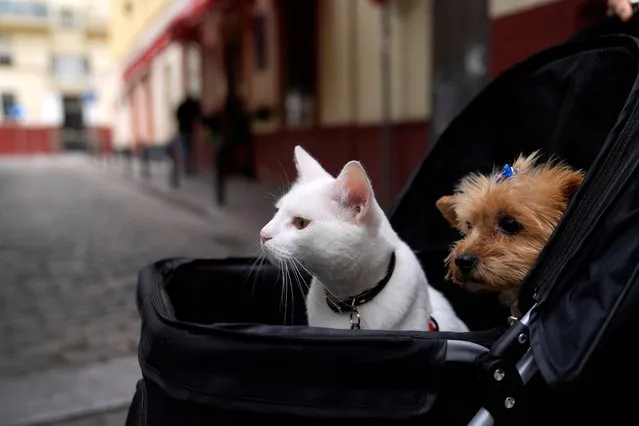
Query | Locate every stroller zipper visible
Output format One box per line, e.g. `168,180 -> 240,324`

533,113 -> 639,303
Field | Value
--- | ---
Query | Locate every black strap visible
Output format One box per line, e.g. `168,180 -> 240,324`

326,251 -> 396,314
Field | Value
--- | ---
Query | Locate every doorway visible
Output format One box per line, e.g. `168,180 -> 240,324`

280,0 -> 317,127
222,14 -> 244,101
219,12 -> 256,177
61,95 -> 85,151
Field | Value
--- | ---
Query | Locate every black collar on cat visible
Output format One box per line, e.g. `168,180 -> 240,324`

326,251 -> 396,314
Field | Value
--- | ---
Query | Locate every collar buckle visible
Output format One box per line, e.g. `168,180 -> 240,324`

350,309 -> 361,330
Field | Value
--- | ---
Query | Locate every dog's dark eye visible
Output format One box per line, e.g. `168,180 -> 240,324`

466,221 -> 473,230
498,216 -> 523,235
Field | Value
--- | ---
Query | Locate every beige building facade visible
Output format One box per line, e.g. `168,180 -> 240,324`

0,0 -> 112,154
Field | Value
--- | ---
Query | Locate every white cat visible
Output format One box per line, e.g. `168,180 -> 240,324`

260,146 -> 468,332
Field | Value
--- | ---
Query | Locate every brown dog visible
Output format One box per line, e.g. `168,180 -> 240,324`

436,152 -> 584,317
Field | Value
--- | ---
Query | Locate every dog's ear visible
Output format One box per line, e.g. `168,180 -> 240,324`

561,170 -> 585,202
436,195 -> 458,227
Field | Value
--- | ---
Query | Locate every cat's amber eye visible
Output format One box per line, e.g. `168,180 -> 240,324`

292,216 -> 311,230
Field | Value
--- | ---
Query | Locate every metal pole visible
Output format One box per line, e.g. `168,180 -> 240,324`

430,0 -> 490,151
380,1 -> 392,211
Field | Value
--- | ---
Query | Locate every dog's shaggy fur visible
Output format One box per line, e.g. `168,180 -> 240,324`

436,152 -> 584,317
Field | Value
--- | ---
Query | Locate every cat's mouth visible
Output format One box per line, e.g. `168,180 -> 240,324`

261,244 -> 284,266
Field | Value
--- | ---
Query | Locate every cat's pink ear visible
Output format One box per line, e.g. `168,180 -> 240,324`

294,145 -> 332,182
335,161 -> 373,221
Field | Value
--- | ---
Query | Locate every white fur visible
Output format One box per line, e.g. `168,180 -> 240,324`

260,146 -> 468,332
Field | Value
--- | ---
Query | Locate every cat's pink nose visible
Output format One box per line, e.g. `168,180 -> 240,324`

260,231 -> 272,243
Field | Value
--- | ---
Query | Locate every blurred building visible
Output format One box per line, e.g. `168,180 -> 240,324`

111,0 -> 605,198
0,0 -> 112,155
110,0 -> 187,156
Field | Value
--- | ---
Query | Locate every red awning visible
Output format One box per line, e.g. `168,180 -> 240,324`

121,0 -> 257,83
122,31 -> 172,83
170,0 -> 215,40
122,0 -> 215,83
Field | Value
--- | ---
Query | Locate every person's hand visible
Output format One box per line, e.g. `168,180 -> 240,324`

608,0 -> 635,22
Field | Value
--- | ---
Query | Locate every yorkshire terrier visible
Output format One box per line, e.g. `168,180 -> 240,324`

436,152 -> 584,318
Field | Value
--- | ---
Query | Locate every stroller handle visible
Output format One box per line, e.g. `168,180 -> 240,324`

445,340 -> 489,362
467,306 -> 539,426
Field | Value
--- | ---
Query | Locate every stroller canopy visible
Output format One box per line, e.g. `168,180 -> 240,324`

391,34 -> 639,385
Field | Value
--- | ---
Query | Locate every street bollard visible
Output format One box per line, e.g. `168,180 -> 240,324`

169,142 -> 180,188
141,144 -> 151,179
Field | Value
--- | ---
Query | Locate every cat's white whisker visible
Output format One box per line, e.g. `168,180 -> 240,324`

290,258 -> 312,285
291,257 -> 340,303
292,258 -> 326,309
284,258 -> 294,324
246,252 -> 263,280
277,159 -> 291,188
277,258 -> 285,310
284,259 -> 295,321
248,253 -> 267,297
287,258 -> 298,323
244,254 -> 261,297
290,258 -> 308,294
286,260 -> 292,322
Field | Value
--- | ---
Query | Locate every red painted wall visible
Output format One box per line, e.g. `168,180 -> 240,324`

0,125 -> 113,155
93,127 -> 114,155
254,121 -> 429,206
491,0 -> 597,76
0,126 -> 55,155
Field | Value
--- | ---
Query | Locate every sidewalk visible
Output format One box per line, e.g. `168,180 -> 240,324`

0,156 -> 281,426
98,155 -> 278,254
0,356 -> 138,426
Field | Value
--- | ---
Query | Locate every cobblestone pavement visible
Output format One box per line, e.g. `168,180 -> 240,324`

47,409 -> 127,426
0,155 -> 260,378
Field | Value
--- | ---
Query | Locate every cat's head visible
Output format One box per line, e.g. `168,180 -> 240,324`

260,146 -> 381,272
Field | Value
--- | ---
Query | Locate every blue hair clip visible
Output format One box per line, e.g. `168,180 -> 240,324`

495,164 -> 519,183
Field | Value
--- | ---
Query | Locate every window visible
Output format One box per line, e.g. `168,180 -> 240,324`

2,93 -> 16,121
252,15 -> 268,71
51,55 -> 88,81
59,7 -> 75,28
0,37 -> 12,66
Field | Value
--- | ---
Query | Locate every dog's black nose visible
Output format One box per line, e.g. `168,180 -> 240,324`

455,253 -> 478,275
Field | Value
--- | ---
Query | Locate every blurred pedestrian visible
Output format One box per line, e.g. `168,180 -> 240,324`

569,0 -> 639,43
201,93 -> 272,206
175,95 -> 201,176
607,0 -> 638,21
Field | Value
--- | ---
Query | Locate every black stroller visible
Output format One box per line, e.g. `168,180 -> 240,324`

125,20 -> 639,426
